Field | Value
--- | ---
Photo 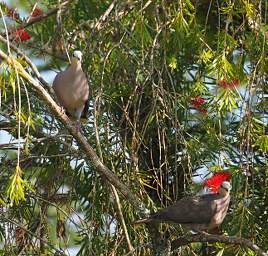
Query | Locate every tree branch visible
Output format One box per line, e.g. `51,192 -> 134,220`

0,48 -> 142,211
19,0 -> 71,30
0,1 -> 73,62
0,35 -> 52,93
171,232 -> 267,256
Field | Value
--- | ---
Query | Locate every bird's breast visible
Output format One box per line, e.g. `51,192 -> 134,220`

208,196 -> 230,229
54,72 -> 89,109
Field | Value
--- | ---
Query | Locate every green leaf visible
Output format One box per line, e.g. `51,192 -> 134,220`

168,56 -> 177,70
6,165 -> 33,205
216,248 -> 224,256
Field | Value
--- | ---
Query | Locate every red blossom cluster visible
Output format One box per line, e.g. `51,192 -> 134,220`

15,29 -> 31,42
191,96 -> 208,113
203,171 -> 232,192
218,79 -> 239,89
31,7 -> 43,17
0,2 -> 44,43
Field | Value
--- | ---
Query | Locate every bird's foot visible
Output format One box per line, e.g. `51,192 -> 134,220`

211,226 -> 223,235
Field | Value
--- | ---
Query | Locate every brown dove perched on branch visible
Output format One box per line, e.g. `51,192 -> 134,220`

134,181 -> 231,232
53,50 -> 89,131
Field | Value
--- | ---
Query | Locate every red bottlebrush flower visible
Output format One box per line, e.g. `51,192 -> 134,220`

217,79 -> 239,90
204,171 -> 232,192
191,96 -> 207,113
218,80 -> 228,89
200,108 -> 208,114
31,7 -> 43,17
229,79 -> 239,89
191,96 -> 205,108
15,29 -> 31,42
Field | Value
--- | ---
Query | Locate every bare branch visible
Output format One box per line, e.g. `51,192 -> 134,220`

171,232 -> 267,256
20,0 -> 72,30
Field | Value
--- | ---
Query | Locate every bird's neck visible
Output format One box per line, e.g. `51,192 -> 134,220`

218,190 -> 229,198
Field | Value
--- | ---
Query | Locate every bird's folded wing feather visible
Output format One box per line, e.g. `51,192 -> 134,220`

152,194 -> 220,224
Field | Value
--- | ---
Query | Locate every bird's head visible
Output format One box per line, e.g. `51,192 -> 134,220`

219,181 -> 232,196
72,50 -> 83,63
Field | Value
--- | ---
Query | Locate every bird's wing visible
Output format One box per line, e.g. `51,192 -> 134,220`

53,67 -> 89,119
81,99 -> 90,121
152,194 -> 220,224
80,74 -> 90,120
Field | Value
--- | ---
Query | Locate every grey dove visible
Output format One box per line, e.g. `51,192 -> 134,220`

53,50 -> 89,130
134,181 -> 231,232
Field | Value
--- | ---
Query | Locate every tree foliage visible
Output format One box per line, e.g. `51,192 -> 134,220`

0,0 -> 267,255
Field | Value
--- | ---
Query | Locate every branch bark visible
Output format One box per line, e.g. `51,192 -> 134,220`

171,232 -> 267,256
17,0 -> 71,30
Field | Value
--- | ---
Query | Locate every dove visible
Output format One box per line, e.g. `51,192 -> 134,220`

53,50 -> 89,131
134,181 -> 231,232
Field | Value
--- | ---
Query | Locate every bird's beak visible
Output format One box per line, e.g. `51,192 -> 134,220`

74,57 -> 80,64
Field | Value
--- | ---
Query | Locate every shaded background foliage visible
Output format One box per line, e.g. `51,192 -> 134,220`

0,0 -> 267,255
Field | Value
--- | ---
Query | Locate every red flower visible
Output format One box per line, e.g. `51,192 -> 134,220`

15,29 -> 31,42
191,96 -> 207,113
191,96 -> 205,108
200,108 -> 208,114
204,171 -> 232,192
31,7 -> 43,17
229,79 -> 239,89
218,79 -> 239,90
218,80 -> 228,89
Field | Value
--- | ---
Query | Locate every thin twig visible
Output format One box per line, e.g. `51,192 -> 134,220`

1,216 -> 59,253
